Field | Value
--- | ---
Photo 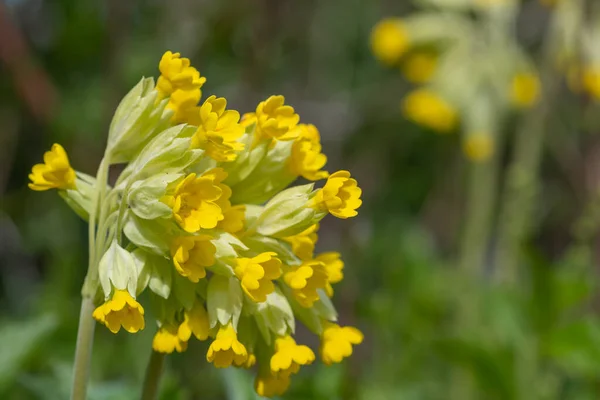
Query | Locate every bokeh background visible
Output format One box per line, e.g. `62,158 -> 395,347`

2,0 -> 600,399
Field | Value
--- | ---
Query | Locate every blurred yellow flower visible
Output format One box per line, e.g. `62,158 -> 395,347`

152,324 -> 188,353
289,124 -> 329,181
315,252 -> 344,297
401,52 -> 438,84
371,18 -> 409,66
255,372 -> 291,398
463,133 -> 494,162
28,144 -> 76,191
270,335 -> 315,377
583,66 -> 600,100
402,89 -> 458,133
320,321 -> 363,365
511,73 -> 540,108
92,290 -> 145,334
178,301 -> 210,341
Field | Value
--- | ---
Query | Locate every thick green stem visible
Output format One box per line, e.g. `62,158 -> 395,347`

70,297 -> 96,400
140,351 -> 165,400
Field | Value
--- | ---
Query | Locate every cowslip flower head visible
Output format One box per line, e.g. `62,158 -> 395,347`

510,72 -> 540,108
311,171 -> 362,219
156,51 -> 206,97
283,224 -> 319,261
254,371 -> 291,398
234,252 -> 282,302
170,235 -> 216,282
153,324 -> 188,354
315,252 -> 344,297
207,322 -> 249,368
190,95 -> 245,161
92,290 -> 145,334
320,321 -> 363,365
283,260 -> 328,307
28,144 -> 76,191
289,124 -> 329,181
371,18 -> 409,65
402,89 -> 458,133
161,168 -> 231,232
270,335 -> 315,377
250,95 -> 300,142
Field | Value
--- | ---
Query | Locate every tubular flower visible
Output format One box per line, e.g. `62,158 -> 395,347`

320,322 -> 363,365
190,96 -> 245,161
270,335 -> 315,377
283,260 -> 328,307
28,144 -> 76,191
156,51 -> 206,98
255,372 -> 291,397
207,323 -> 249,368
153,324 -> 188,354
170,235 -> 216,282
161,168 -> 231,232
311,171 -> 362,219
234,252 -> 282,302
252,95 -> 300,142
217,205 -> 246,234
371,18 -> 409,66
401,52 -> 438,84
283,224 -> 319,261
315,252 -> 344,297
289,124 -> 329,181
178,301 -> 210,341
510,73 -> 540,108
402,89 -> 458,133
92,290 -> 145,334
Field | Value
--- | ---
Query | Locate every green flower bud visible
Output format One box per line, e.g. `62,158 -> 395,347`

249,287 -> 295,345
98,241 -> 138,298
207,275 -> 243,329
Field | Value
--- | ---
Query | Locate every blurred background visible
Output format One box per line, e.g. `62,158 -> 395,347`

2,0 -> 600,398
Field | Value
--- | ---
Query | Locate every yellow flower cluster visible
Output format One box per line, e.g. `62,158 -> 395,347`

28,51 -> 363,398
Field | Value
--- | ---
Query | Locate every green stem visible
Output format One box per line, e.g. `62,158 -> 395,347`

70,297 -> 96,400
140,351 -> 165,400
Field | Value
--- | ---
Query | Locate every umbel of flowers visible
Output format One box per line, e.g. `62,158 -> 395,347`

29,51 -> 363,397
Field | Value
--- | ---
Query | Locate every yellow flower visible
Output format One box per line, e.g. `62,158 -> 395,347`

371,18 -> 409,66
311,170 -> 362,219
234,252 -> 282,302
152,324 -> 188,354
463,133 -> 494,162
28,144 -> 76,191
240,112 -> 257,128
511,73 -> 540,108
320,321 -> 363,365
282,224 -> 319,261
206,323 -> 249,368
401,52 -> 438,84
402,89 -> 458,133
270,335 -> 315,377
156,51 -> 206,98
92,290 -> 145,334
283,260 -> 328,307
190,96 -> 245,162
166,88 -> 202,124
243,353 -> 257,369
161,168 -> 231,232
178,301 -> 210,341
254,372 -> 291,398
583,66 -> 600,100
170,235 -> 216,282
217,205 -> 246,234
289,124 -> 329,181
253,95 -> 300,142
315,252 -> 344,297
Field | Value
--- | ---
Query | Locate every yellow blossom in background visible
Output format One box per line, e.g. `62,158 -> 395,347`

161,168 -> 231,232
511,72 -> 540,108
371,18 -> 409,66
153,324 -> 188,354
312,170 -> 362,219
156,51 -> 206,98
463,133 -> 494,162
92,290 -> 145,334
315,252 -> 344,297
320,321 -> 363,365
170,235 -> 216,282
283,224 -> 319,261
207,323 -> 249,368
284,260 -> 328,307
583,66 -> 600,100
234,252 -> 282,302
255,372 -> 291,397
252,95 -> 300,142
190,95 -> 245,162
243,354 -> 257,369
270,335 -> 315,377
289,124 -> 329,181
402,89 -> 458,133
401,52 -> 438,84
178,301 -> 210,342
28,144 -> 76,191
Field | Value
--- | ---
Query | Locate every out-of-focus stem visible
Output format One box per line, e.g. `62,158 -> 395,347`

70,297 -> 96,400
140,351 -> 165,400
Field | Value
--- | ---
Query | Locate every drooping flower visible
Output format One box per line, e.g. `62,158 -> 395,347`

234,252 -> 282,302
28,144 -> 77,191
178,301 -> 210,341
255,371 -> 291,398
315,252 -> 344,297
153,324 -> 188,354
92,290 -> 145,334
311,171 -> 362,219
283,224 -> 319,261
510,72 -> 540,108
283,260 -> 328,307
270,335 -> 315,377
289,124 -> 329,181
206,323 -> 249,368
320,321 -> 363,365
170,235 -> 216,282
161,168 -> 231,232
402,89 -> 458,133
